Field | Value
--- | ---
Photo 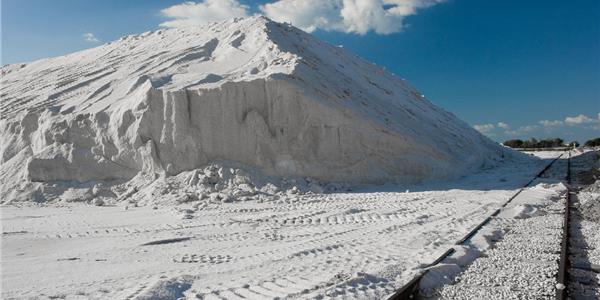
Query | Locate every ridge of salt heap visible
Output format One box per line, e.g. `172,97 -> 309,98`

0,16 -> 519,203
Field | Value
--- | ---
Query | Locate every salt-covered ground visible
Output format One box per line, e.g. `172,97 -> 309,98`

522,150 -> 568,160
1,153 -> 570,300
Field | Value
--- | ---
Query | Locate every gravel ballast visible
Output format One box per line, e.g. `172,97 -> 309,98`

427,153 -> 570,299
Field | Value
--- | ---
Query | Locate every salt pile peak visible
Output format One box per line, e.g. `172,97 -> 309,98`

0,16 -> 517,203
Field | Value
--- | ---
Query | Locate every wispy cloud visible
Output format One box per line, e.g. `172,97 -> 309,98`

539,119 -> 563,127
160,0 -> 446,35
83,33 -> 100,43
496,122 -> 509,129
564,114 -> 594,125
475,113 -> 600,141
160,0 -> 249,28
473,123 -> 495,134
474,121 -> 509,134
538,113 -> 600,128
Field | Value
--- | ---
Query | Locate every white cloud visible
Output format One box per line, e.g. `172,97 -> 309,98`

160,0 -> 249,28
473,122 -> 510,134
497,122 -> 509,129
476,113 -> 599,140
83,33 -> 100,43
259,0 -> 445,35
473,123 -> 495,134
259,0 -> 343,33
537,114 -> 600,128
339,0 -> 403,34
564,114 -> 594,125
539,119 -> 563,127
159,0 -> 445,34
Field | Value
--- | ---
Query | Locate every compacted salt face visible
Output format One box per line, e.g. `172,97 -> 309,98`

0,16 -> 521,204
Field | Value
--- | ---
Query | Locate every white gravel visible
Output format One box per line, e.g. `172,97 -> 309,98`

429,187 -> 565,299
427,152 -> 569,299
427,150 -> 600,299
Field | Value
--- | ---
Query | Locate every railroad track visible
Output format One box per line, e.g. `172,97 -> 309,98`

388,153 -> 566,300
558,151 -> 600,299
556,151 -> 571,300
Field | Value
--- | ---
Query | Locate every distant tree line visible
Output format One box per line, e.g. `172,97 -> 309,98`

585,138 -> 600,147
503,137 -> 600,149
503,138 -> 565,149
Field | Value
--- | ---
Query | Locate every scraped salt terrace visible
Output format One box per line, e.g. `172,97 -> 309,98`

0,16 -> 590,300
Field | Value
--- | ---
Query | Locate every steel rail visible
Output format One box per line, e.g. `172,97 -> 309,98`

556,151 -> 571,300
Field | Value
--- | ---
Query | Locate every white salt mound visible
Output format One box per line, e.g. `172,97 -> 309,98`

0,16 -> 520,204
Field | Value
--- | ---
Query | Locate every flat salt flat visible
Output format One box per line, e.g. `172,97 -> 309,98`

522,150 -> 567,159
1,154 -> 561,300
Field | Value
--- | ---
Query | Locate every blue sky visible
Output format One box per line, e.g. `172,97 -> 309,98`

2,0 -> 599,143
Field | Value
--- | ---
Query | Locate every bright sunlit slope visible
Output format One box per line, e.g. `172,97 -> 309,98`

0,16 -> 526,203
